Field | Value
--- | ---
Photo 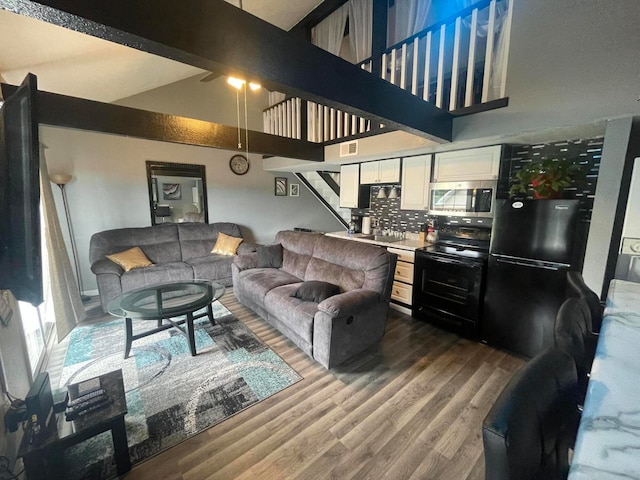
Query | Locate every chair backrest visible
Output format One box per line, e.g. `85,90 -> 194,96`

554,297 -> 596,402
482,348 -> 578,480
566,270 -> 603,334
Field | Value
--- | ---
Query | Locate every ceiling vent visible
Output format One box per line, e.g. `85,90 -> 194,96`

340,140 -> 358,157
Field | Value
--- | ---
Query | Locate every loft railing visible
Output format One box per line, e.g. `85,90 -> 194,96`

375,0 -> 510,110
264,0 -> 511,143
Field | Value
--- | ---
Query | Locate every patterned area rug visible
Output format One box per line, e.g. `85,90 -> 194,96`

59,301 -> 301,479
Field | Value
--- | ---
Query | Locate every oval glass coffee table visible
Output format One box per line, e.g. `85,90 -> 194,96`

107,280 -> 225,358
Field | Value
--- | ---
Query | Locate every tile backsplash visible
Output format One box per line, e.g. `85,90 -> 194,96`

350,137 -> 603,234
351,186 -> 431,234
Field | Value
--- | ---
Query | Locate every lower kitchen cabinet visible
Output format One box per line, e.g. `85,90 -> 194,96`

388,247 -> 415,314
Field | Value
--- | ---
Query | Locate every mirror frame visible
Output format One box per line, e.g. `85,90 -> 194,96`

146,160 -> 208,225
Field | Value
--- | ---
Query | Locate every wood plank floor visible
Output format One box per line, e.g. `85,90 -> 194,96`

47,290 -> 525,480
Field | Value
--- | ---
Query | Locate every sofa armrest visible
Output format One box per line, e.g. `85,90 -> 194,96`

317,289 -> 380,317
237,242 -> 257,255
233,252 -> 259,271
91,258 -> 123,276
314,289 -> 388,369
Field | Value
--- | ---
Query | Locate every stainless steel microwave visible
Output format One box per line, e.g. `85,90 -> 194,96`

428,180 -> 497,217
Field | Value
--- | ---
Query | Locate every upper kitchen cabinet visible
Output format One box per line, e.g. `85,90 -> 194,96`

433,146 -> 502,182
360,158 -> 401,184
340,164 -> 370,208
401,154 -> 432,211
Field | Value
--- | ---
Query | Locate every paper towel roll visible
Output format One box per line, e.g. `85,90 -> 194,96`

362,217 -> 372,235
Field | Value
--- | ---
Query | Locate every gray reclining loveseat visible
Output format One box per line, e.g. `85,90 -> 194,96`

232,230 -> 397,369
90,222 -> 253,311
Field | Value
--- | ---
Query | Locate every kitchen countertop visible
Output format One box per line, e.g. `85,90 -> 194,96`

325,231 -> 431,251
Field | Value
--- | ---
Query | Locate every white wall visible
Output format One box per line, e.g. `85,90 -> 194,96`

454,0 -> 640,140
42,126 -> 344,294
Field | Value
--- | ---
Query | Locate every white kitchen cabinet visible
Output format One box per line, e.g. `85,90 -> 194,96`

433,145 -> 501,182
340,164 -> 368,208
360,158 -> 401,184
400,154 -> 431,210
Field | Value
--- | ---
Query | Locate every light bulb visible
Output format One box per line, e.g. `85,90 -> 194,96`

249,82 -> 261,91
227,77 -> 245,90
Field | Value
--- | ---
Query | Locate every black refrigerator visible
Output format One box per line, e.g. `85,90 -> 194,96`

482,199 -> 580,358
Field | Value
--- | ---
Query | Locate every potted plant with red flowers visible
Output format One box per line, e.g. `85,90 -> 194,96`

509,159 -> 583,199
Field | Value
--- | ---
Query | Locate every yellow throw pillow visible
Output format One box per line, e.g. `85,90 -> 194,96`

211,233 -> 243,256
106,247 -> 154,272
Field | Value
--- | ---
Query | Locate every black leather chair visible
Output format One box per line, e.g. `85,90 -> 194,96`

482,348 -> 579,480
554,297 -> 597,405
566,270 -> 603,334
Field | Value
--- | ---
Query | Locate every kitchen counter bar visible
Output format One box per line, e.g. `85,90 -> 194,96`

568,279 -> 640,479
324,231 -> 431,250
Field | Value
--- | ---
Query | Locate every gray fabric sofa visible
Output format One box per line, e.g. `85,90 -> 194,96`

90,222 -> 254,312
232,230 -> 397,369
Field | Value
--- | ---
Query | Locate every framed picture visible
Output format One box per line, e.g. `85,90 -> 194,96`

163,183 -> 181,200
275,177 -> 288,196
290,183 -> 299,197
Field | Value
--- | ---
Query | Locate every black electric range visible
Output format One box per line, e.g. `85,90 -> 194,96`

413,219 -> 491,337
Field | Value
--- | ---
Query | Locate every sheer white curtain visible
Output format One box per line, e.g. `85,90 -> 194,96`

393,0 -> 433,45
348,0 -> 373,63
39,147 -> 85,341
312,2 -> 349,56
458,0 -> 511,100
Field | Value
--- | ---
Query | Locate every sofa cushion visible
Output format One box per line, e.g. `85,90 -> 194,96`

90,224 -> 182,265
310,236 -> 392,296
120,261 -> 194,292
264,284 -> 317,345
177,222 -> 243,260
106,246 -> 153,272
292,280 -> 340,303
257,244 -> 283,268
275,231 -> 323,279
186,255 -> 233,282
235,268 -> 300,304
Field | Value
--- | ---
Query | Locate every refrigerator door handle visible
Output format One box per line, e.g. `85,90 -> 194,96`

493,256 -> 563,271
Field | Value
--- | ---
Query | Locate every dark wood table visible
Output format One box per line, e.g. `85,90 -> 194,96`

106,280 -> 225,358
18,369 -> 130,480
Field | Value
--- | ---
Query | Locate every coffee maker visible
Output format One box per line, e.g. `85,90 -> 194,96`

349,214 -> 363,233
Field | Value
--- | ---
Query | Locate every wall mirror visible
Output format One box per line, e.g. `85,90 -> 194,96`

146,161 -> 208,225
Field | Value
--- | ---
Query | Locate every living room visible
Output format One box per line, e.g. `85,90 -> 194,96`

1,0 -> 639,478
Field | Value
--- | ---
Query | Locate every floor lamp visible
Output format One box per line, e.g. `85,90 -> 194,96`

50,174 -> 90,303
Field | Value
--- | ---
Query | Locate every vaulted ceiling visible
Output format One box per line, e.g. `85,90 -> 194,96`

0,1 -> 321,103
0,0 -> 451,142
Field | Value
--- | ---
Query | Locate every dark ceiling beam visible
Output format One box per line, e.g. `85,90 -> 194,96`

1,84 -> 323,162
0,0 -> 452,142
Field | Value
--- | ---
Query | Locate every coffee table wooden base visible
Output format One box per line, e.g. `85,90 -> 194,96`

124,302 -> 215,358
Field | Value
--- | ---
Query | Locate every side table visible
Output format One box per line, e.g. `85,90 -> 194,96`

18,369 -> 130,480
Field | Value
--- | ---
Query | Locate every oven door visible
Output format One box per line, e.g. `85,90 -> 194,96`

413,252 -> 485,333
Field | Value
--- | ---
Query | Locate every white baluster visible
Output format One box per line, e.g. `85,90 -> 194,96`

465,8 -> 479,107
482,0 -> 497,103
436,24 -> 446,109
296,98 -> 302,140
351,115 -> 357,136
423,31 -> 432,101
323,106 -> 329,142
381,52 -> 388,81
336,109 -> 342,139
330,108 -> 336,141
400,43 -> 407,90
449,16 -> 462,111
412,37 -> 419,96
390,49 -> 397,85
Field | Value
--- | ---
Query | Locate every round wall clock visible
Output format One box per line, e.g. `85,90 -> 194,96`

229,154 -> 250,175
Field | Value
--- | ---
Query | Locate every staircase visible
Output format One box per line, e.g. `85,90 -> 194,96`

295,171 -> 350,229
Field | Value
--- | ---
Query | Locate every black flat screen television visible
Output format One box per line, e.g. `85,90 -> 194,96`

0,74 -> 42,306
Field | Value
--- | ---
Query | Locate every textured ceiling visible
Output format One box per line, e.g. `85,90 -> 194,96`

0,0 -> 321,103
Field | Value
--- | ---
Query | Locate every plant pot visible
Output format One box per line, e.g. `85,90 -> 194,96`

533,189 -> 562,199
